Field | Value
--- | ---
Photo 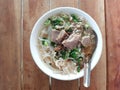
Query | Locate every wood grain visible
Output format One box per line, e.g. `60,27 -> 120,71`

50,0 -> 79,8
23,0 -> 50,90
105,0 -> 120,90
1,0 -> 120,90
79,0 -> 106,90
51,79 -> 79,90
0,0 -> 21,90
50,0 -> 79,90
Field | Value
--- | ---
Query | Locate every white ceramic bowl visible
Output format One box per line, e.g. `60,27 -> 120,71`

30,7 -> 103,80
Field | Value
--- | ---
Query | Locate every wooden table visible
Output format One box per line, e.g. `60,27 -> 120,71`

0,0 -> 120,90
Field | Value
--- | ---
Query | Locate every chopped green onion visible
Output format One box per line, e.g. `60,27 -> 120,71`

64,22 -> 71,30
51,16 -> 57,21
60,50 -> 69,59
69,48 -> 79,59
61,14 -> 69,21
40,38 -> 50,46
71,14 -> 79,22
77,65 -> 80,72
69,48 -> 82,60
66,28 -> 73,32
42,40 -> 49,46
69,51 -> 78,59
77,57 -> 83,63
66,22 -> 71,26
84,23 -> 90,29
44,19 -> 51,26
51,17 -> 63,26
60,50 -> 66,59
51,42 -> 56,47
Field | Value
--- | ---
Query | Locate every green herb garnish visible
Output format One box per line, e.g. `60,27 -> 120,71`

44,19 -> 51,26
51,17 -> 63,26
69,48 -> 82,61
42,40 -> 49,46
66,28 -> 73,32
51,42 -> 56,47
60,50 -> 69,59
84,23 -> 90,30
69,48 -> 80,59
41,38 -> 49,46
77,65 -> 80,72
61,14 -> 69,21
76,57 -> 83,63
71,14 -> 79,22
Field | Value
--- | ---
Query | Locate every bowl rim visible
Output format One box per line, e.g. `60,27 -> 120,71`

30,7 -> 103,80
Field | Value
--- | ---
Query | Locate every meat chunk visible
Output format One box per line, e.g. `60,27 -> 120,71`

56,30 -> 68,43
54,45 -> 63,52
50,30 -> 68,44
50,30 -> 60,43
81,36 -> 91,47
62,33 -> 81,49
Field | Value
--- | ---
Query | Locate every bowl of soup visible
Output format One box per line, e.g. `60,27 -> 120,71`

30,7 -> 103,80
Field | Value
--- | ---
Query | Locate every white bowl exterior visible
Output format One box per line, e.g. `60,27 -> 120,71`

30,7 -> 103,80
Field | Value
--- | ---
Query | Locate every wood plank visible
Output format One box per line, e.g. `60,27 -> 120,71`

79,0 -> 106,90
23,0 -> 50,90
105,0 -> 120,90
50,0 -> 79,90
51,79 -> 79,90
0,0 -> 21,90
50,0 -> 79,8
